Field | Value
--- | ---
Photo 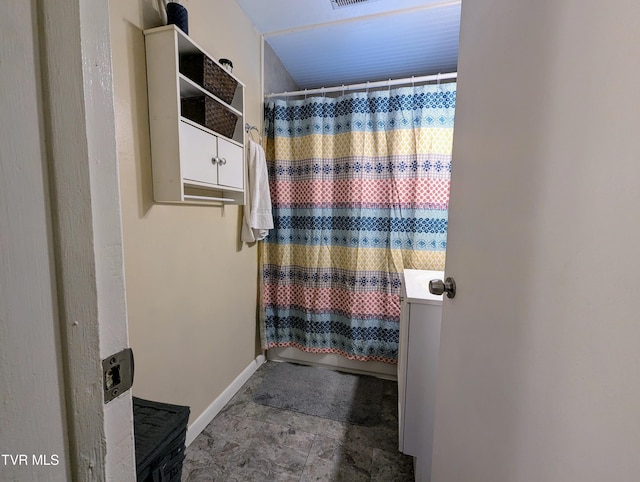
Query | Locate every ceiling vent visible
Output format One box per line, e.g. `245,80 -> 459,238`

330,0 -> 380,9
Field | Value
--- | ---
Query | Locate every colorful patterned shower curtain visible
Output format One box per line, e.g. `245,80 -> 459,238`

261,83 -> 456,364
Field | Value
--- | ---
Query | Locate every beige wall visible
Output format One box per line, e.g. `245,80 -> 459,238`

109,0 -> 262,422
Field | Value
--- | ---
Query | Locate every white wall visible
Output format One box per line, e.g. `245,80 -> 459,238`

0,3 -> 70,480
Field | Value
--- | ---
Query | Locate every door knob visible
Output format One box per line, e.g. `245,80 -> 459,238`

429,277 -> 456,299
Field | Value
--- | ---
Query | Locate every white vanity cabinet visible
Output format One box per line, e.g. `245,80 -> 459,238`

399,269 -> 444,482
144,25 -> 245,204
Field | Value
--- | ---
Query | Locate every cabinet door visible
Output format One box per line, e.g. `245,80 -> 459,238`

180,121 -> 218,185
404,302 -> 442,478
216,137 -> 244,189
398,296 -> 410,452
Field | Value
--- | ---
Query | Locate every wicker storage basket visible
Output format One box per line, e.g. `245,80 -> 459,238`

180,53 -> 238,105
133,397 -> 190,482
181,96 -> 238,139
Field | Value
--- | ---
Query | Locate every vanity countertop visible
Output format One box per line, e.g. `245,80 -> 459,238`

403,269 -> 445,305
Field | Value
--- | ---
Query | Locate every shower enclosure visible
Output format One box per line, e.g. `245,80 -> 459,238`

261,79 -> 456,377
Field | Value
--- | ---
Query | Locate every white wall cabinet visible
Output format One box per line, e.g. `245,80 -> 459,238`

144,25 -> 245,204
399,269 -> 444,482
179,120 -> 243,191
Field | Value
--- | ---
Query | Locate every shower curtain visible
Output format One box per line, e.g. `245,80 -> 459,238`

261,83 -> 456,364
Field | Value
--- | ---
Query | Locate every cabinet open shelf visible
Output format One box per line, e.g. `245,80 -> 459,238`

178,75 -> 242,118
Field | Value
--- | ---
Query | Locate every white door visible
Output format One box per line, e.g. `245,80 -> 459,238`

1,4 -> 71,480
431,1 -> 640,481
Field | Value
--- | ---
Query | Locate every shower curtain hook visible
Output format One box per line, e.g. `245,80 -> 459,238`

437,73 -> 441,86
304,88 -> 308,99
411,75 -> 415,87
366,81 -> 370,93
342,84 -> 346,96
388,79 -> 392,95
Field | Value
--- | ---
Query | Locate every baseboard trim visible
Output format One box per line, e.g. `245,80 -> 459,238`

185,354 -> 266,447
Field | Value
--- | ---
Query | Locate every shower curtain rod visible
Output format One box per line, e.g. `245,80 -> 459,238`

265,72 -> 457,99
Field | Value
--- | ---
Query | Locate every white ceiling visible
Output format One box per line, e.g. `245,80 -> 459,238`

235,0 -> 461,91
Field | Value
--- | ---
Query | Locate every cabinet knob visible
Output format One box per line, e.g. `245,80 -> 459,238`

219,158 -> 227,165
211,157 -> 219,165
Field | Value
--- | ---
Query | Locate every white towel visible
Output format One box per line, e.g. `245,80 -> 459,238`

242,139 -> 273,242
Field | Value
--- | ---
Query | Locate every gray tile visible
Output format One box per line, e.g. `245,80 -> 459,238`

339,421 -> 400,454
249,421 -> 316,454
312,416 -> 351,440
244,421 -> 315,479
300,435 -> 373,482
242,445 -> 307,481
201,412 -> 264,448
220,398 -> 270,421
371,447 -> 414,481
182,361 -> 411,482
258,403 -> 347,438
182,464 -> 228,481
182,413 -> 262,481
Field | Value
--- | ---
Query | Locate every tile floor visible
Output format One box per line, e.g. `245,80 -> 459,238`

181,361 -> 414,481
